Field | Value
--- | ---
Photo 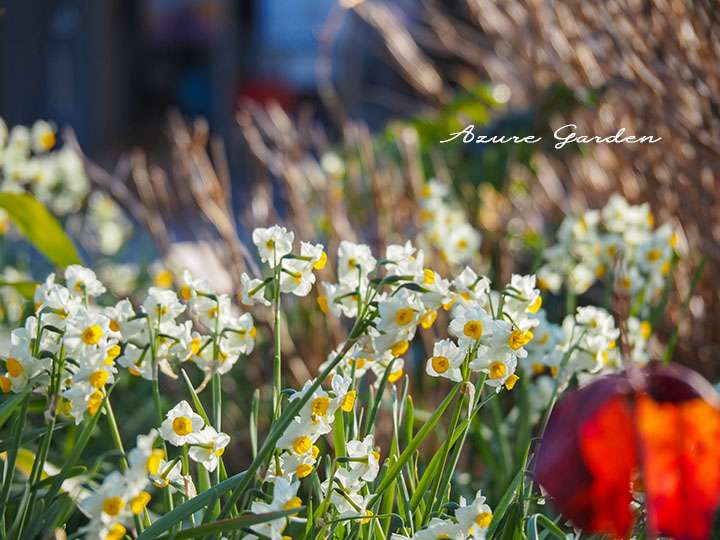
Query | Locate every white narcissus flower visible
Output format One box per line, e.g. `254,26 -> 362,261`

276,418 -> 322,455
127,429 -> 161,481
449,305 -> 493,347
444,222 -> 481,265
452,267 -> 491,306
330,374 -> 356,413
103,299 -> 141,340
78,471 -> 130,525
345,435 -> 381,483
143,287 -> 185,324
34,273 -> 70,313
117,343 -> 153,380
248,477 -> 301,539
414,517 -> 465,540
318,281 -> 359,318
63,308 -> 111,354
63,381 -> 105,424
190,293 -> 233,329
239,272 -> 270,306
279,257 -> 316,297
30,119 -> 56,153
224,312 -> 256,354
522,309 -> 563,373
1,345 -> 44,394
159,401 -> 205,446
71,346 -> 117,391
150,458 -> 183,490
177,269 -> 209,302
377,288 -> 424,336
65,265 -> 106,297
279,450 -> 317,480
290,380 -> 337,435
337,240 -> 376,287
189,426 -> 230,472
503,274 -> 542,320
482,351 -> 519,392
455,489 -> 493,538
252,225 -> 294,267
426,339 -> 464,382
300,241 -> 327,270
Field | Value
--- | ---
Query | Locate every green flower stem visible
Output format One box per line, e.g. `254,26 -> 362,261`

216,327 -> 365,522
105,397 -> 146,533
17,341 -> 65,538
422,388 -> 464,525
149,319 -> 174,518
104,398 -> 128,468
272,265 -> 282,419
0,393 -> 30,536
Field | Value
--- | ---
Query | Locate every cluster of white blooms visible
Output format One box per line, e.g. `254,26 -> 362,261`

243,373 -> 362,538
160,401 -> 230,472
79,430 -> 160,540
238,225 -> 327,307
538,195 -> 678,309
116,269 -> 256,381
391,490 -> 493,540
0,265 -> 255,419
273,375 -> 358,481
316,239 -> 542,393
426,272 -> 541,391
0,117 -> 89,217
0,266 -> 118,422
418,179 -> 481,265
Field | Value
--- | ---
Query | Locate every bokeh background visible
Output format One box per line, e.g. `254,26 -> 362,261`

1,0 -> 718,474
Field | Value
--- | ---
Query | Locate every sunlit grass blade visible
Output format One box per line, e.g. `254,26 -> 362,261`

0,391 -> 29,430
526,514 -> 566,540
368,383 -> 460,507
486,468 -> 522,538
0,393 -> 29,535
153,507 -> 305,539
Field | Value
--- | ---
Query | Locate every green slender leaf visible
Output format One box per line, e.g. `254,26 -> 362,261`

487,468 -> 522,538
180,369 -> 211,424
0,391 -> 29,430
0,193 -> 81,268
333,408 -> 346,459
46,390 -> 107,500
526,514 -> 566,540
154,508 -> 304,539
138,472 -> 247,539
0,281 -> 37,300
369,383 -> 460,507
526,514 -> 539,540
141,336 -> 362,539
0,393 -> 30,524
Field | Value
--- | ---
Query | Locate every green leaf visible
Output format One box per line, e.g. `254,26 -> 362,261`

138,472 -> 247,539
487,468 -> 522,538
369,383 -> 461,507
0,193 -> 81,268
154,508 -> 304,539
526,514 -> 566,540
333,408 -> 346,459
0,391 -> 29,430
180,369 -> 211,425
0,280 -> 37,299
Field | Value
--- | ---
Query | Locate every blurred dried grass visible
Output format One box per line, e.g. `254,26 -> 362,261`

73,2 -> 720,464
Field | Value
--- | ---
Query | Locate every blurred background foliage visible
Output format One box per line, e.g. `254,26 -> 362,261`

1,0 -> 718,489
